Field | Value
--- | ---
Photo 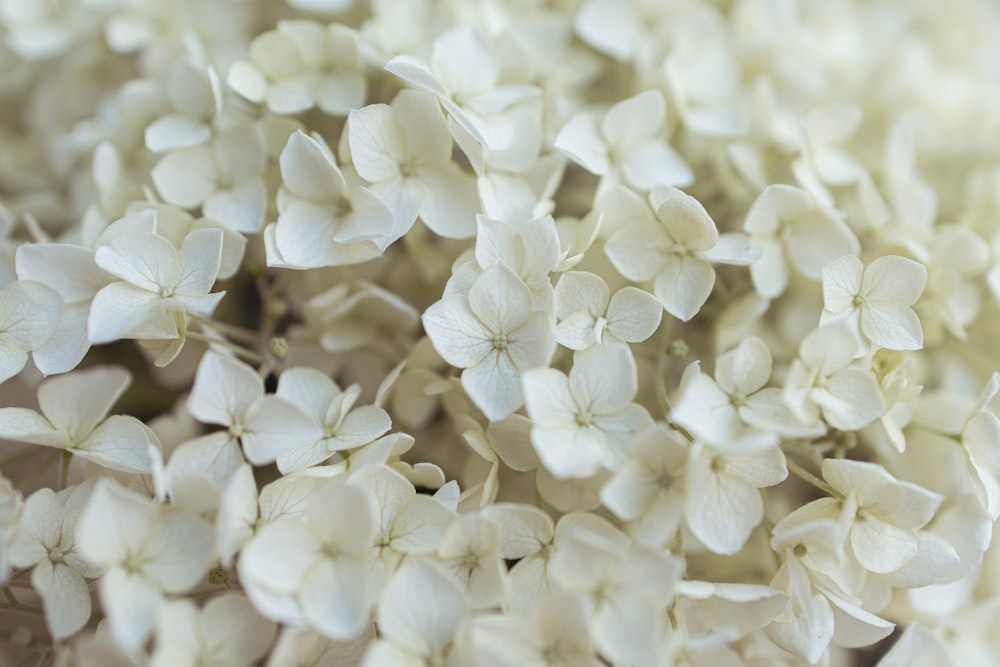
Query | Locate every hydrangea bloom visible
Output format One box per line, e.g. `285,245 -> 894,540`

2,1 -> 1000,665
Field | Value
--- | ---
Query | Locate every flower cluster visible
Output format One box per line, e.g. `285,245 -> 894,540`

2,0 -> 1000,665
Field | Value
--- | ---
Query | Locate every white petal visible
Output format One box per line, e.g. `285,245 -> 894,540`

462,352 -> 524,421
861,303 -> 923,351
570,345 -> 637,412
76,478 -> 158,568
605,286 -> 662,343
816,369 -> 886,431
671,371 -> 739,444
574,0 -> 642,61
145,115 -> 211,153
416,162 -> 479,239
467,263 -> 532,334
653,255 -> 715,322
152,146 -> 218,208
280,131 -> 348,202
604,221 -> 669,282
204,181 -> 267,234
301,558 -> 373,640
188,351 -> 264,427
715,336 -> 772,396
822,254 -> 864,313
421,296 -> 492,369
143,510 -> 214,592
554,112 -> 608,175
34,562 -> 91,639
685,448 -> 762,555
101,568 -> 163,655
377,559 -> 466,657
78,416 -> 154,473
243,396 -> 324,466
95,232 -> 177,292
621,141 -> 693,191
601,90 -> 665,148
348,103 -> 404,183
554,271 -> 609,320
240,518 -> 318,596
862,255 -> 927,305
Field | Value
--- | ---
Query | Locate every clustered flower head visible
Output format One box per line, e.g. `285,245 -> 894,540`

2,0 -> 1000,665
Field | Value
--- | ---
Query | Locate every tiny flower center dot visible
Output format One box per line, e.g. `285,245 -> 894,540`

492,334 -> 509,350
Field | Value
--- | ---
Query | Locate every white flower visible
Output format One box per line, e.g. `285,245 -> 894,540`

672,337 -> 824,442
522,345 -> 653,478
152,124 -> 268,234
144,57 -> 223,154
239,476 -> 378,640
553,271 -> 662,351
822,458 -> 943,574
187,351 -> 322,466
227,21 -> 366,115
550,527 -> 683,665
362,558 -> 467,667
436,512 -> 505,610
684,439 -> 787,555
15,243 -> 112,375
349,464 -> 456,587
604,185 -> 756,321
555,90 -> 692,194
600,423 -> 688,549
0,366 -> 155,474
385,24 -> 540,151
347,90 -> 479,239
821,254 -> 928,352
744,184 -> 860,299
0,279 -> 62,383
0,474 -> 22,584
76,478 -> 214,655
265,131 -> 395,269
466,592 -> 599,667
88,228 -> 225,344
9,486 -> 101,640
274,367 -> 392,473
784,323 -> 887,432
150,593 -> 276,667
422,263 -> 556,421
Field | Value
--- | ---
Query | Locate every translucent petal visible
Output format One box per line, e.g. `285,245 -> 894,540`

34,561 -> 91,639
421,295 -> 493,369
715,336 -> 771,396
377,559 -> 466,656
348,103 -> 405,183
188,351 -> 264,427
602,90 -> 664,148
554,112 -> 608,175
861,302 -> 923,351
301,558 -> 373,640
822,254 -> 864,314
653,254 -> 715,322
152,146 -> 218,208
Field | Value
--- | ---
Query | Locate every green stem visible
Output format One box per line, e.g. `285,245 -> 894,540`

58,451 -> 71,490
186,330 -> 264,364
786,458 -> 839,498
190,315 -> 260,345
2,587 -> 43,615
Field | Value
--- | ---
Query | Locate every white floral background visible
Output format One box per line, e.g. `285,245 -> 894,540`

2,0 -> 1000,665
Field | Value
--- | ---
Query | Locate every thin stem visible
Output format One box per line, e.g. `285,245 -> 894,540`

190,315 -> 260,345
186,330 -> 264,364
58,451 -> 71,490
2,587 -> 43,615
786,458 -> 839,498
